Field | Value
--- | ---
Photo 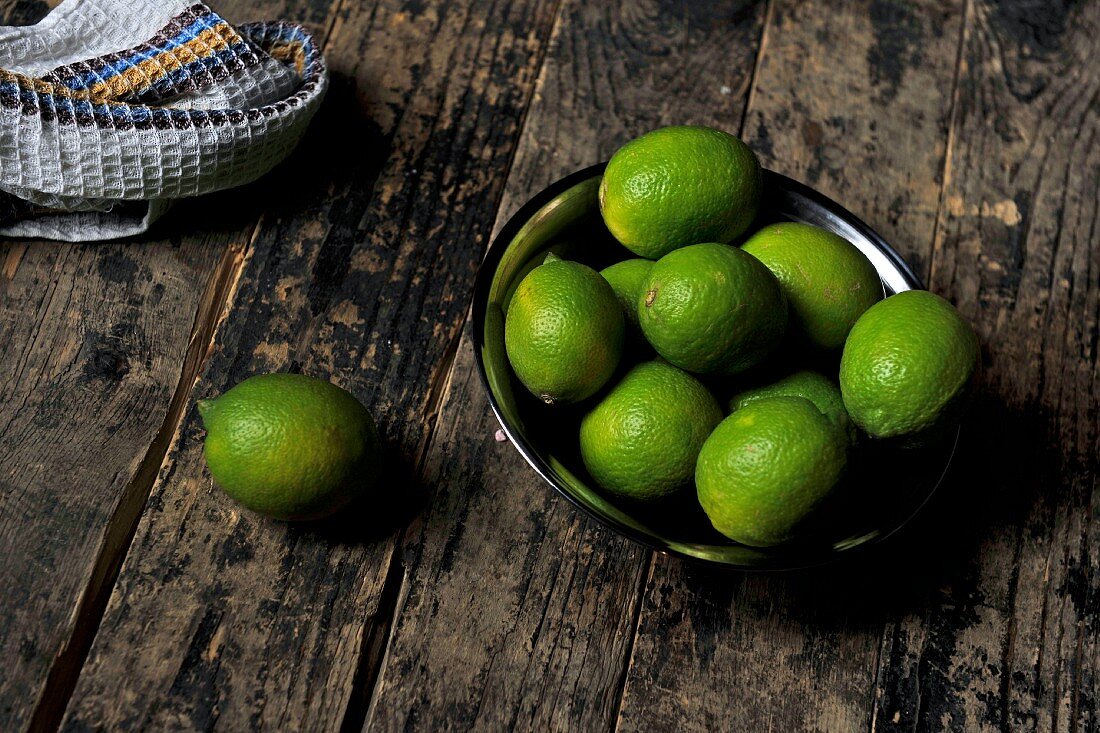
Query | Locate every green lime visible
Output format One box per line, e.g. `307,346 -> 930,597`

198,373 -> 380,521
695,396 -> 848,546
729,369 -> 856,444
600,258 -> 654,333
580,360 -> 722,501
505,253 -> 624,404
638,243 -> 787,375
839,290 -> 979,439
599,126 -> 762,259
742,222 -> 882,349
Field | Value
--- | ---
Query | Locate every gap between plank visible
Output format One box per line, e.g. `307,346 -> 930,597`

866,2 -> 971,728
24,228 -> 257,733
610,552 -> 655,733
23,2 -> 357,725
333,0 -> 572,724
739,0 -> 775,132
339,320 -> 466,733
925,0 -> 972,291
605,3 -> 774,724
338,542 -> 407,733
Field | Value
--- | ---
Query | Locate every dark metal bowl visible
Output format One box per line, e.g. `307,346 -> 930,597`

472,164 -> 958,569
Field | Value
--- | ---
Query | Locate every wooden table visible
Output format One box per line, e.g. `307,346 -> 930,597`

1,0 -> 1097,730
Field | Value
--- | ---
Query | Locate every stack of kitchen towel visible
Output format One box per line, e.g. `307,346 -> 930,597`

0,0 -> 327,241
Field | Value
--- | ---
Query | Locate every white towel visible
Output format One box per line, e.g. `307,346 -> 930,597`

0,0 -> 327,241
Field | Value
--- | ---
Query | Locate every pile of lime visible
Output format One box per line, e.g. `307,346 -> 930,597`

504,125 -> 980,547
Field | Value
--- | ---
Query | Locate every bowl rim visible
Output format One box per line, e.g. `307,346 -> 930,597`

471,162 -> 955,570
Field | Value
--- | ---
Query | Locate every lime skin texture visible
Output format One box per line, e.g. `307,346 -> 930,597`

742,222 -> 883,350
505,254 -> 625,404
729,369 -> 856,445
599,125 -> 763,259
638,243 -> 787,376
580,360 -> 723,501
840,289 -> 980,439
695,395 -> 848,547
198,373 -> 380,521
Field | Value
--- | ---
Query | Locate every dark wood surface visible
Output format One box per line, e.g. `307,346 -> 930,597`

0,0 -> 1096,731
366,3 -> 766,731
619,2 -> 966,730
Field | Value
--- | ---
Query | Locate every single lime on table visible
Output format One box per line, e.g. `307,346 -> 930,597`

729,369 -> 856,444
505,253 -> 624,404
742,222 -> 882,350
839,289 -> 979,439
600,258 -> 654,334
599,126 -> 762,259
696,395 -> 848,547
198,373 -> 380,521
580,360 -> 722,501
638,242 -> 787,375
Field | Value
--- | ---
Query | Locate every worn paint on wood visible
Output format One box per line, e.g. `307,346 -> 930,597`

0,0 -> 1095,730
872,1 -> 1100,730
60,0 -> 562,729
615,1 -> 968,731
0,0 -> 297,729
364,2 -> 767,731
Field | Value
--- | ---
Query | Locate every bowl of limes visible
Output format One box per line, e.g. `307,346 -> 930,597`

473,126 -> 978,569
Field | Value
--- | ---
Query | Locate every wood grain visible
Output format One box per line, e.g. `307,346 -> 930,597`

60,0 -> 562,729
364,2 -> 767,730
743,0 -> 966,282
615,1 -> 968,731
0,1 -> 309,729
872,1 -> 1100,730
1,1 -> 1094,730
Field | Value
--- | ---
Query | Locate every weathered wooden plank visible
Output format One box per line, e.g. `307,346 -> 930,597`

0,1 -> 320,730
60,0 -> 562,730
742,0 -> 966,283
0,227 -> 242,733
872,1 -> 1100,730
615,1 -> 968,731
364,2 -> 766,730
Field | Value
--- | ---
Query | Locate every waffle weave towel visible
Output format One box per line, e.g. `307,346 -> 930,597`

0,0 -> 327,241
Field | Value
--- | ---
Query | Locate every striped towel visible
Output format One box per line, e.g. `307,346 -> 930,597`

0,0 -> 327,241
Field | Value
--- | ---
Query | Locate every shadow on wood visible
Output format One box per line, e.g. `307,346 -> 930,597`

663,380 -> 1072,624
